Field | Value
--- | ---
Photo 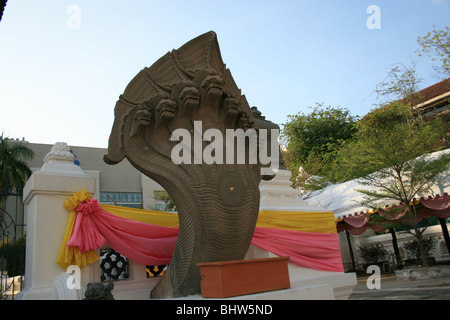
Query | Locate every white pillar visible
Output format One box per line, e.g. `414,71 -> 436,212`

258,169 -> 327,212
245,169 -> 357,299
16,142 -> 95,300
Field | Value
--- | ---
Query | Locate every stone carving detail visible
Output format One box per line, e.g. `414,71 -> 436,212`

84,282 -> 115,300
104,31 -> 276,298
43,142 -> 75,163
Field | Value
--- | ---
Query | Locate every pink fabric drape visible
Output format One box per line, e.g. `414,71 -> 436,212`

67,199 -> 178,265
67,199 -> 344,272
251,227 -> 344,272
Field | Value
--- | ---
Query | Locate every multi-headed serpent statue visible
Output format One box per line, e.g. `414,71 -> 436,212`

104,31 -> 279,298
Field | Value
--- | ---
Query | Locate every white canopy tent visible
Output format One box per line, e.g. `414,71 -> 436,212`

303,149 -> 450,271
304,149 -> 450,221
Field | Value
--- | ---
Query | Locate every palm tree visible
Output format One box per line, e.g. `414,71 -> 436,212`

0,133 -> 34,227
0,1 -> 7,22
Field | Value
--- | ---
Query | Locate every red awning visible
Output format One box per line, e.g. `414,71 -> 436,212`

378,204 -> 409,221
337,193 -> 450,234
343,214 -> 369,228
419,193 -> 450,211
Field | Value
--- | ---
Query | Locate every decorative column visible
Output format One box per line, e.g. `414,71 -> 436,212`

258,169 -> 327,212
246,168 -> 358,300
16,142 -> 95,300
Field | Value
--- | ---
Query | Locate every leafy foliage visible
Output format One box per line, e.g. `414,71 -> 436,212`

0,133 -> 34,227
417,26 -> 450,78
153,190 -> 176,211
402,237 -> 437,260
281,104 -> 358,189
357,242 -> 388,264
375,62 -> 423,106
0,234 -> 26,276
333,102 -> 449,193
333,102 -> 449,267
0,133 -> 34,196
283,26 -> 450,266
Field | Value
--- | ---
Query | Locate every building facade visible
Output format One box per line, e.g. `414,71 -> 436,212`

24,142 -> 167,211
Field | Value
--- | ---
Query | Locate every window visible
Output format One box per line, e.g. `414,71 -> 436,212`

100,192 -> 143,208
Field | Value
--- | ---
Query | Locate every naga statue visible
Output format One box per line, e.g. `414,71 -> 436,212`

104,31 -> 278,298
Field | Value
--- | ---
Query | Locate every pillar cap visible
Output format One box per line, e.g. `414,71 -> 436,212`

40,142 -> 89,178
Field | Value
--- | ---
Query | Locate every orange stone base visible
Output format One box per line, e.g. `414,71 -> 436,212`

197,256 -> 290,298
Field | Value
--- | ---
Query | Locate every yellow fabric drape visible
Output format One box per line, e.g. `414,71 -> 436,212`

100,204 -> 336,233
99,204 -> 179,228
256,210 -> 337,234
100,206 -> 337,234
56,190 -> 180,269
56,189 -> 99,269
57,190 -> 337,269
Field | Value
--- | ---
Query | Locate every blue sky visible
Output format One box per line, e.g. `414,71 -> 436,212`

0,0 -> 449,149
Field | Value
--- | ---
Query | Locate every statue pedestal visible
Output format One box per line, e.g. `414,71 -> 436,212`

197,257 -> 290,298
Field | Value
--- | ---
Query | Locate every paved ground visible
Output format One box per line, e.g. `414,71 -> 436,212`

349,273 -> 450,300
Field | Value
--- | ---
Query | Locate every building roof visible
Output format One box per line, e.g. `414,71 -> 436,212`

400,77 -> 450,108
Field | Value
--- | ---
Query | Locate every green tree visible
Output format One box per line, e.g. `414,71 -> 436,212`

335,103 -> 450,266
281,104 -> 358,190
152,190 -> 176,211
0,133 -> 34,226
0,233 -> 26,276
374,62 -> 423,107
402,237 -> 437,261
417,26 -> 450,78
357,242 -> 388,265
